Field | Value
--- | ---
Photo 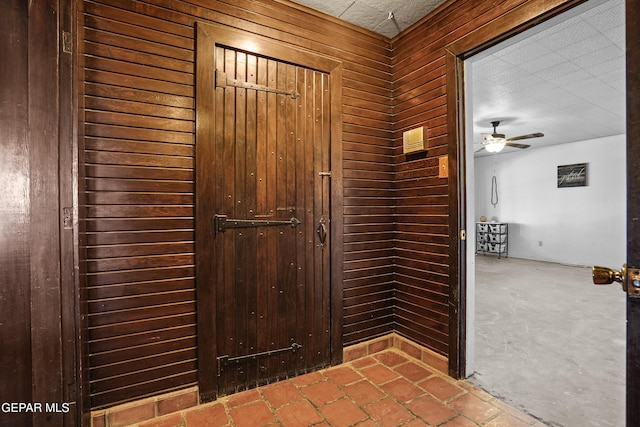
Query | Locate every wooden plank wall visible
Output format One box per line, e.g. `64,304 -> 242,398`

390,0 -> 560,357
81,0 -> 394,408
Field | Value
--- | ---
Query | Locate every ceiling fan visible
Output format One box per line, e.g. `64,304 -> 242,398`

477,120 -> 544,153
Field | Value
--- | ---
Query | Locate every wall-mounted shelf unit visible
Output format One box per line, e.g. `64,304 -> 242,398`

476,222 -> 508,259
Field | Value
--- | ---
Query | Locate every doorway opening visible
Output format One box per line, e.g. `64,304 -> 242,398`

462,0 -> 626,425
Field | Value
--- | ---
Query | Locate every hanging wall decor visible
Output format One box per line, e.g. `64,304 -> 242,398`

557,163 -> 588,188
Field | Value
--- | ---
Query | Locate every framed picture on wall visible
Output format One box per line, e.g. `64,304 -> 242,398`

557,163 -> 588,188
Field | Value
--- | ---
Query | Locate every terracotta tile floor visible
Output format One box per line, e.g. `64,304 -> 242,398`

135,350 -> 548,427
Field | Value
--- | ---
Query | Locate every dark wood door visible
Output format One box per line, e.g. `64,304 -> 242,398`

210,47 -> 331,396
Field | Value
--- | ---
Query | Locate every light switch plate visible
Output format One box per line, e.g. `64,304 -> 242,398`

439,156 -> 448,178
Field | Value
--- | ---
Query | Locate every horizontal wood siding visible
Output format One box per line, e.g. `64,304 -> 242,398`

82,0 -> 393,408
390,0 -> 532,356
342,64 -> 395,345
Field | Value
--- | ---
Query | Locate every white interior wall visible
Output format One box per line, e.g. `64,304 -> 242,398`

474,134 -> 626,267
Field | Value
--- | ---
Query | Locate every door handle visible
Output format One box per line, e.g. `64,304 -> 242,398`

592,264 -> 640,297
317,218 -> 327,247
592,265 -> 627,289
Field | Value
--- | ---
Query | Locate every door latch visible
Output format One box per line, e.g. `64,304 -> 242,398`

628,268 -> 640,297
317,217 -> 327,247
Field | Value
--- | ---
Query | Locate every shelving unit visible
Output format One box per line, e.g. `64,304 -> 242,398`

476,222 -> 508,259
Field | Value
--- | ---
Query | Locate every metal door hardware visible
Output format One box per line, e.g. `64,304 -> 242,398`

63,207 -> 73,229
62,31 -> 72,54
215,70 -> 300,99
629,268 -> 640,297
317,217 -> 327,247
217,343 -> 302,376
214,214 -> 301,233
592,265 -> 640,297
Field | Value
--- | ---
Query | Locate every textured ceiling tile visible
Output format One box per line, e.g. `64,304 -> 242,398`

497,41 -> 552,66
599,68 -> 626,88
340,2 -> 388,29
535,60 -> 582,82
604,26 -> 625,48
471,0 -> 625,155
291,0 -> 354,18
571,45 -> 624,69
584,56 -> 625,78
555,34 -> 613,59
519,52 -> 567,73
531,12 -> 584,39
373,17 -> 403,38
292,0 -> 446,36
536,19 -> 598,48
392,0 -> 447,28
582,0 -> 624,29
363,0 -> 400,12
473,58 -> 518,83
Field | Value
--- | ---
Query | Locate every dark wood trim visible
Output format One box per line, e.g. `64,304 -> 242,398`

445,0 -> 588,379
59,0 -> 85,424
627,0 -> 640,424
329,65 -> 344,365
445,48 -> 463,379
73,0 -> 90,424
28,1 -> 64,424
446,0 -> 589,60
194,22 -> 218,404
195,21 -> 344,402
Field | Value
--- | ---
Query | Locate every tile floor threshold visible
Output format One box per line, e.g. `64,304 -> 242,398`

128,349 -> 547,427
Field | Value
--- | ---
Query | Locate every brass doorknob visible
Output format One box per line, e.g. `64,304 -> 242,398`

592,265 -> 627,290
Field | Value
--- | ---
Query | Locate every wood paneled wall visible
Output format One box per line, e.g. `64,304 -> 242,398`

81,0 -> 394,408
390,0 -> 579,365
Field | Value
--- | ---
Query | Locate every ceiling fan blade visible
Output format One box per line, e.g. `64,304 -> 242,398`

475,146 -> 486,153
505,142 -> 531,149
506,132 -> 544,142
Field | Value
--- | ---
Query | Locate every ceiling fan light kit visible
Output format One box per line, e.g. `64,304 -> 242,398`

484,136 -> 506,153
478,120 -> 543,153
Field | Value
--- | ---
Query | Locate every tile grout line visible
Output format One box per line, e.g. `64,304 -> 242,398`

127,347 -> 545,427
344,349 -> 535,427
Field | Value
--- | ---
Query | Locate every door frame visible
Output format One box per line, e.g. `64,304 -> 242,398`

625,0 -> 640,424
445,0 -> 591,378
194,22 -> 344,403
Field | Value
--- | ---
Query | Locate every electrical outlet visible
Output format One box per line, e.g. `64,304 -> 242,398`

538,241 -> 543,247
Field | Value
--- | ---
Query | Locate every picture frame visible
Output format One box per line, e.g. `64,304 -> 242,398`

557,163 -> 588,188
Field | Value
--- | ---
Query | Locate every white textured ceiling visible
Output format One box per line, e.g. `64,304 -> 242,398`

469,0 -> 625,156
290,0 -> 447,38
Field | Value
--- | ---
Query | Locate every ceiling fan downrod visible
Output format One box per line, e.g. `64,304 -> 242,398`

491,121 -> 505,138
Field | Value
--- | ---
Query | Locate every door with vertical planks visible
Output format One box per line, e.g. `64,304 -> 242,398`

210,46 -> 332,396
